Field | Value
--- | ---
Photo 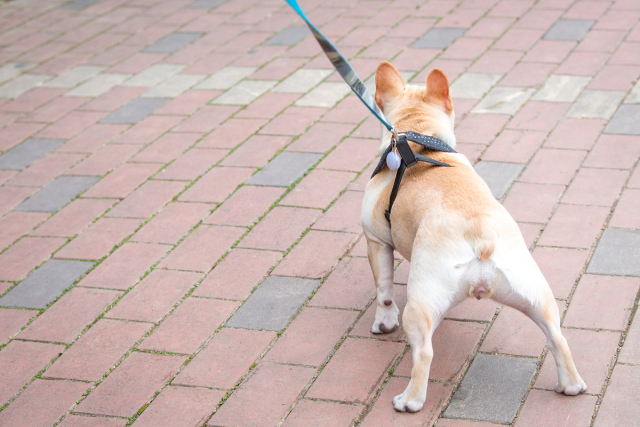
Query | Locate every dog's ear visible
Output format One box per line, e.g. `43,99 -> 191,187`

425,68 -> 453,113
375,61 -> 404,111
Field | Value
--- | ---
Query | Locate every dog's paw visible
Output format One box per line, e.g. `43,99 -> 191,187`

393,393 -> 424,413
371,302 -> 399,334
555,379 -> 587,396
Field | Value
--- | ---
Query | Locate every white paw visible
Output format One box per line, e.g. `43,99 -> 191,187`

371,302 -> 399,334
393,392 -> 424,413
556,379 -> 587,395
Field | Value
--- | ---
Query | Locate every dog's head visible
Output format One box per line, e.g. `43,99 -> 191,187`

374,61 -> 456,151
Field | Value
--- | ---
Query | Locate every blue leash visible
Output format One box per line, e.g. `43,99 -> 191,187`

285,0 -> 394,132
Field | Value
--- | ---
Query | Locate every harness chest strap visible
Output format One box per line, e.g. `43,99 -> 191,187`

371,132 -> 457,223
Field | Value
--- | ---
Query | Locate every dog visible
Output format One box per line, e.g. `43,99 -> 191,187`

360,62 -> 587,413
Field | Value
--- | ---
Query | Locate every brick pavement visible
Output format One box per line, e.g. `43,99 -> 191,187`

0,0 -> 639,425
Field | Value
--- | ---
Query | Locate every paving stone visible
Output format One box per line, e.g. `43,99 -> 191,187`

472,87 -> 535,114
204,185 -> 284,227
121,64 -> 185,88
106,269 -> 200,323
450,73 -> 502,100
515,390 -> 598,427
532,74 -> 591,102
0,236 -> 66,282
0,138 -> 64,170
544,19 -> 595,41
211,80 -> 276,105
282,400 -> 362,427
265,307 -> 358,366
0,259 -> 92,309
604,104 -> 640,135
141,74 -> 205,98
19,286 -> 121,343
65,74 -> 131,97
245,151 -> 322,187
132,202 -> 211,245
264,26 -> 311,46
594,364 -> 640,427
57,415 -> 128,427
145,32 -> 203,53
0,379 -> 88,427
239,206 -> 321,251
209,363 -> 316,427
588,228 -> 640,276
412,28 -> 466,49
106,180 -> 185,219
443,354 -> 537,424
225,276 -> 319,331
0,63 -> 34,85
44,318 -> 150,381
79,242 -> 168,290
138,297 -> 238,354
190,0 -> 228,7
43,66 -> 106,88
174,327 -> 275,388
100,98 -> 169,124
626,79 -> 640,103
0,308 -> 36,344
14,176 -> 98,212
309,256 -> 375,310
295,82 -> 351,108
133,386 -> 224,427
361,378 -> 452,427
62,0 -> 100,9
195,66 -> 256,90
306,337 -> 405,404
0,74 -> 52,99
0,340 -> 65,405
566,90 -> 626,119
54,217 -> 141,260
474,161 -> 525,199
75,352 -> 185,417
272,69 -> 333,93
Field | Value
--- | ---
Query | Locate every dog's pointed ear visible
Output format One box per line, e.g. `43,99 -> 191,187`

375,61 -> 404,111
426,68 -> 453,113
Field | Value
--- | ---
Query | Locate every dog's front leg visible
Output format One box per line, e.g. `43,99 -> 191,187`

366,238 -> 399,334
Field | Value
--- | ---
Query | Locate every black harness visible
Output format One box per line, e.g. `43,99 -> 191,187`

371,131 -> 457,223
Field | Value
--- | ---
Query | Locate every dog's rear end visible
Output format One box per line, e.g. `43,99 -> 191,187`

361,62 -> 586,413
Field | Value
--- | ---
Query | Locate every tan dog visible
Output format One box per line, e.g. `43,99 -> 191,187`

361,62 -> 587,413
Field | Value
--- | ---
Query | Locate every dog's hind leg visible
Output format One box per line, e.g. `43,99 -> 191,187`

367,238 -> 399,334
491,245 -> 587,396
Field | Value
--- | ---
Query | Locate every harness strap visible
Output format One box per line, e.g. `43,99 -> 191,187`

373,133 -> 455,223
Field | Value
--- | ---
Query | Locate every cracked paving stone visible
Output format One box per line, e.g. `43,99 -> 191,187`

443,353 -> 537,424
100,98 -> 169,124
587,228 -> 640,276
567,90 -> 626,120
472,87 -> 535,115
604,105 -> 640,135
474,161 -> 525,199
264,26 -> 311,46
245,152 -> 323,187
145,32 -> 203,53
0,139 -> 64,170
543,19 -> 594,41
225,276 -> 319,331
14,176 -> 99,212
532,75 -> 591,103
411,28 -> 466,49
0,259 -> 93,308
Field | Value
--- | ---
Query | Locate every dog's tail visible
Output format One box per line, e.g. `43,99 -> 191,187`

471,218 -> 497,263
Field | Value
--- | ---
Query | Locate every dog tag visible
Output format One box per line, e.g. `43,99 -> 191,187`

386,151 -> 401,171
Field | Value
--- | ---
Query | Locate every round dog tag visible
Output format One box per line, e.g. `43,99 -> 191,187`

386,151 -> 401,171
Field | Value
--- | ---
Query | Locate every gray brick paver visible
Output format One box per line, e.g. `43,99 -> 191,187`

474,161 -> 525,199
0,259 -> 93,308
588,229 -> 640,276
444,354 -> 537,424
543,19 -> 595,41
264,26 -> 311,46
14,176 -> 99,212
412,28 -> 466,49
246,152 -> 323,187
145,32 -> 204,53
604,105 -> 640,135
225,276 -> 319,331
100,98 -> 170,124
0,139 -> 64,170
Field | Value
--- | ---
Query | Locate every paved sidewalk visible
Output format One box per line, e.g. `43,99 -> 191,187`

1,0 -> 639,425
